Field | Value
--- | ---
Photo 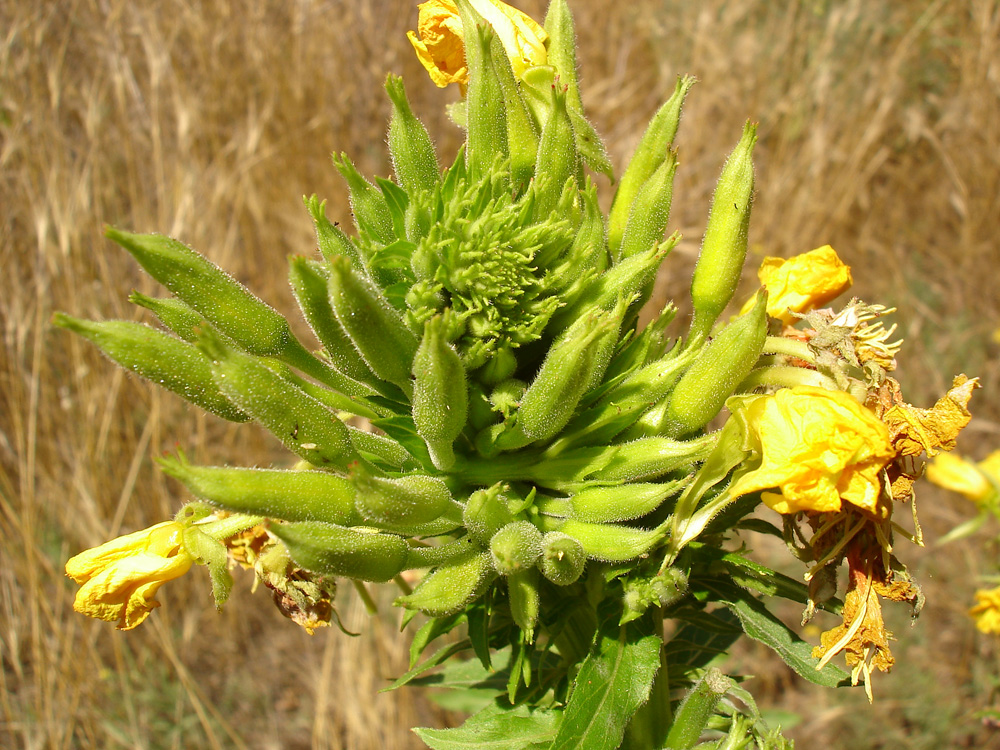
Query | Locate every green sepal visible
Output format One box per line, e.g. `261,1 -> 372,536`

181,526 -> 233,609
128,291 -> 203,343
617,149 -> 678,261
269,521 -> 410,583
395,547 -> 496,617
304,194 -> 364,268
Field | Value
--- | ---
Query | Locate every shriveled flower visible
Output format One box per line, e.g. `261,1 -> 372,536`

754,245 -> 853,324
969,586 -> 1000,634
926,452 -> 997,503
407,0 -> 548,88
730,386 -> 895,515
65,521 -> 194,630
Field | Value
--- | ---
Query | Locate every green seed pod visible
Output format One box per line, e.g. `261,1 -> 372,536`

662,292 -> 768,437
608,76 -> 694,255
352,467 -> 455,527
200,331 -> 362,471
616,150 -> 678,261
412,313 -> 468,470
331,153 -> 395,245
304,195 -> 365,268
507,567 -> 541,638
157,457 -> 362,526
395,547 -> 495,617
52,314 -> 249,423
539,531 -> 586,586
269,521 -> 409,583
565,480 -> 687,524
385,74 -> 439,196
689,121 -> 758,344
489,521 -> 543,576
546,518 -> 667,563
128,291 -> 204,343
327,255 -> 419,396
458,3 -> 508,180
532,83 -> 578,221
464,484 -> 515,547
593,434 -> 717,483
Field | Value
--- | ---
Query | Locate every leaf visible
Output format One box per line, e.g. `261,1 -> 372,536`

415,702 -> 560,750
549,619 -> 662,750
663,606 -> 742,683
410,612 -> 467,668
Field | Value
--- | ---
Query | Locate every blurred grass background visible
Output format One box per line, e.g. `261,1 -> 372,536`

2,0 -> 999,747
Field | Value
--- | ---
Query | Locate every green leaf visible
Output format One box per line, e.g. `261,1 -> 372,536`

549,619 -> 662,750
414,702 -> 560,750
663,606 -> 742,684
410,613 -> 467,668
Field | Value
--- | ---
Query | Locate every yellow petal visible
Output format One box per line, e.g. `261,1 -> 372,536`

756,245 -> 853,324
926,452 -> 992,502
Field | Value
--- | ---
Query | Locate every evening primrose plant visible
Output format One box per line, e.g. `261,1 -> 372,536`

59,0 -> 979,746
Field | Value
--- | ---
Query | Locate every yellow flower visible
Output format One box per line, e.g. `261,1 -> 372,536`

926,449 -> 1000,503
407,0 -> 548,88
730,386 -> 895,515
969,586 -> 1000,634
755,245 -> 853,324
65,521 -> 194,630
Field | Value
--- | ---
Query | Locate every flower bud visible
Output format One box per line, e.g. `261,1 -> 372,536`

464,484 -> 516,546
327,255 -> 419,397
53,314 -> 249,423
532,83 -> 578,221
507,568 -> 541,638
352,465 -> 456,527
593,434 -> 717,483
304,195 -> 365,268
539,531 -> 586,586
489,520 -> 543,576
396,547 -> 495,617
544,518 -> 667,563
268,522 -> 410,583
385,74 -> 440,196
128,291 -> 203,342
331,153 -> 395,245
157,456 -> 362,526
689,121 -> 758,344
460,12 -> 508,179
564,480 -> 687,524
616,150 -> 677,261
412,313 -> 469,470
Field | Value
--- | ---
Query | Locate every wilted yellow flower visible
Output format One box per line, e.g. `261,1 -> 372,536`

755,245 -> 853,324
730,386 -> 895,515
969,586 -> 1000,634
65,521 -> 194,630
407,0 -> 548,88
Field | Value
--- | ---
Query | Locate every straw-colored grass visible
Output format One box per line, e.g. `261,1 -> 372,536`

2,0 -> 998,747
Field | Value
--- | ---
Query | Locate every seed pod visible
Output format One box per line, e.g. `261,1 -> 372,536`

532,83 -> 578,221
412,313 -> 468,470
662,291 -> 768,437
539,531 -> 586,585
331,153 -> 395,245
157,458 -> 362,526
689,121 -> 758,344
608,76 -> 694,255
593,434 -> 717,483
459,6 -> 508,179
489,521 -> 543,576
395,547 -> 495,617
548,518 -> 667,563
565,480 -> 687,524
617,150 -> 678,261
128,292 -> 203,343
200,331 -> 361,471
304,195 -> 365,268
53,314 -> 249,422
352,467 -> 455,527
385,74 -> 439,196
269,521 -> 409,583
507,567 -> 541,638
327,255 -> 419,396
464,484 -> 515,547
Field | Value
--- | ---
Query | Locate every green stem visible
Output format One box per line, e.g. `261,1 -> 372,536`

761,335 -> 816,363
352,579 -> 379,615
199,514 -> 265,541
737,364 -> 837,392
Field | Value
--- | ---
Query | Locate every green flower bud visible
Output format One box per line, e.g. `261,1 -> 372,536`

689,121 -> 758,344
385,74 -> 439,197
608,76 -> 694,255
128,292 -> 203,343
459,3 -> 508,180
665,668 -> 733,750
543,0 -> 583,115
464,484 -> 515,546
304,195 -> 365,268
487,31 -> 539,194
269,522 -> 410,583
348,428 -> 417,471
158,457 -> 362,526
412,313 -> 469,470
52,314 -> 249,423
593,434 -> 717,483
563,480 -> 687,524
489,521 -> 543,576
395,547 -> 495,617
616,150 -> 677,261
660,292 -> 768,437
507,567 -> 541,638
352,465 -> 456,527
532,83 -> 578,221
331,153 -> 394,245
539,531 -> 586,586
327,255 -> 418,397
200,331 -> 362,470
620,568 -> 688,624
542,518 -> 667,563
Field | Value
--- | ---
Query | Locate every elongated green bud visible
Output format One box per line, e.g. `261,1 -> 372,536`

53,314 -> 249,422
594,434 -> 717,483
532,83 -> 578,221
539,531 -> 586,586
541,518 -> 667,563
544,0 -> 582,113
158,457 -> 362,526
609,76 -> 694,254
664,668 -> 732,750
617,150 -> 678,261
352,467 -> 455,527
486,32 -> 538,194
412,313 -> 468,470
385,74 -> 439,196
327,256 -> 418,396
396,547 -> 495,617
661,292 -> 768,437
348,428 -> 416,471
128,292 -> 203,342
458,2 -> 508,179
489,521 -> 543,576
507,568 -> 541,638
269,522 -> 409,583
304,195 -> 365,268
201,331 -> 362,470
464,484 -> 515,546
331,153 -> 395,245
689,121 -> 758,343
564,480 -> 687,524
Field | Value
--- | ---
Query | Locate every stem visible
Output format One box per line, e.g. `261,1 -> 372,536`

622,611 -> 672,749
198,514 -> 265,540
761,335 -> 816,363
352,579 -> 379,615
737,364 -> 838,392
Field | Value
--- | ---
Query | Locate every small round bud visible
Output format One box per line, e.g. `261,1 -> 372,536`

489,521 -> 543,576
539,532 -> 586,586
